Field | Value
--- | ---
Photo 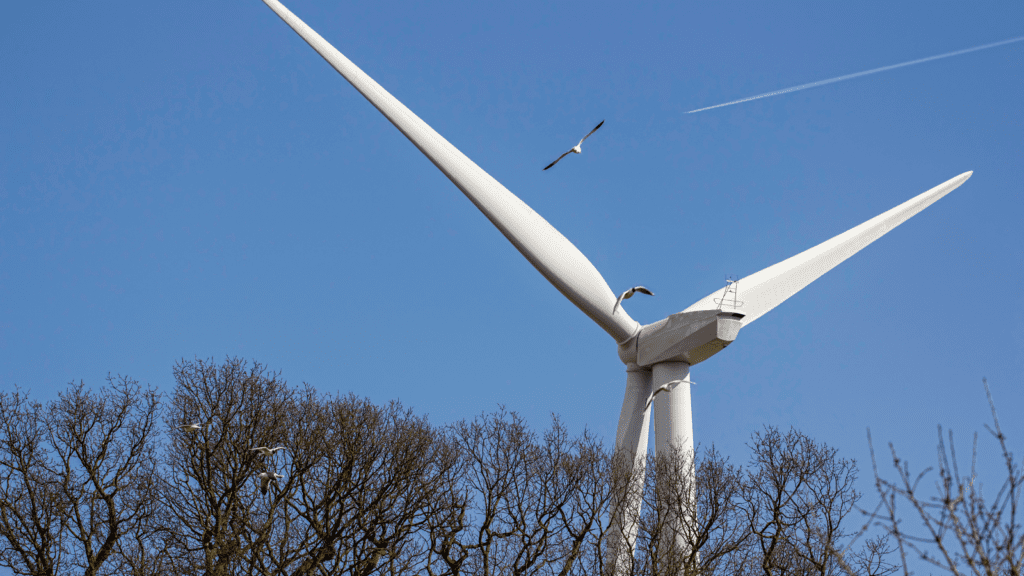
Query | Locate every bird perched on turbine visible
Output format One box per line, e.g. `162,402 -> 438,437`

543,120 -> 604,170
251,446 -> 287,457
258,472 -> 284,494
614,286 -> 654,314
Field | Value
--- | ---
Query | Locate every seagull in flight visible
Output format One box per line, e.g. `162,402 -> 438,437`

258,472 -> 284,494
644,379 -> 696,410
543,120 -> 604,170
178,418 -> 214,432
613,286 -> 654,314
251,446 -> 287,457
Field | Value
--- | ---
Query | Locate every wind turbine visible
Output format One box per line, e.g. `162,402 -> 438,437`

260,0 -> 971,565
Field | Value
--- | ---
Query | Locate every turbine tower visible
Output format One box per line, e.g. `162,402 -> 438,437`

261,0 -> 971,566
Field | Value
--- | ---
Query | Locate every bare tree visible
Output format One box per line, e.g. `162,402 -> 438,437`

422,409 -> 613,576
0,389 -> 67,576
5,357 -> 907,576
285,393 -> 461,576
740,426 -> 865,576
0,376 -> 161,576
548,430 -> 616,576
159,357 -> 297,575
869,379 -> 1023,576
635,445 -> 749,576
157,357 -> 464,576
628,427 -> 893,576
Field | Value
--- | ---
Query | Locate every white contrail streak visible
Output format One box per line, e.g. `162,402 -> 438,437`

687,36 -> 1024,114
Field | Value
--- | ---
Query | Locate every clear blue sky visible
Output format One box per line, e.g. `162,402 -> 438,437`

2,0 -> 1022,554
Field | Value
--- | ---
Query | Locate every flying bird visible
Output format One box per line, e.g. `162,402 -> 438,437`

543,120 -> 604,170
613,286 -> 654,314
645,379 -> 696,410
258,472 -> 284,494
251,446 -> 287,457
179,420 -> 213,432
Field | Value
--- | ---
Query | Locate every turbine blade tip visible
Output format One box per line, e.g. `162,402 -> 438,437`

948,171 -> 973,187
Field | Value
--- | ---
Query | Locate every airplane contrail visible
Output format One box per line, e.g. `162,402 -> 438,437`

687,35 -> 1024,114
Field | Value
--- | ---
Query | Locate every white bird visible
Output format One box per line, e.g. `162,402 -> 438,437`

250,446 -> 287,457
613,286 -> 654,314
258,472 -> 284,494
179,420 -> 211,432
644,379 -> 696,410
543,120 -> 604,170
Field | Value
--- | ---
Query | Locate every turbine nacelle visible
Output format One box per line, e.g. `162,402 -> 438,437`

619,309 -> 745,367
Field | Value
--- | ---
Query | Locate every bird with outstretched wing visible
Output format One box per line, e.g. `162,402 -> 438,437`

543,120 -> 604,170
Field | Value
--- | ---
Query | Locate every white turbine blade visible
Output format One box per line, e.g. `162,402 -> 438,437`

263,0 -> 639,342
684,172 -> 972,325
